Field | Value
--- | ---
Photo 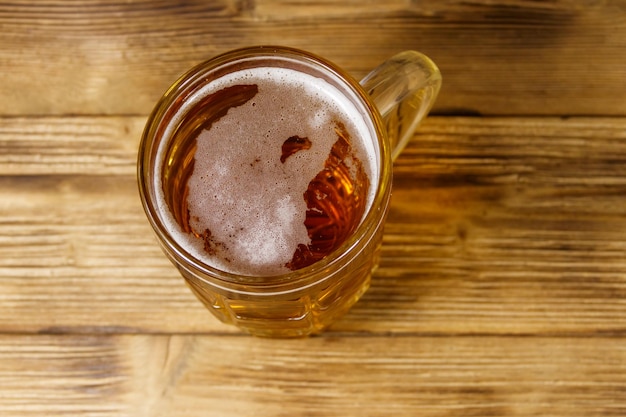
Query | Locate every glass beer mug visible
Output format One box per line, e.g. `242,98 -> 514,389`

138,46 -> 441,337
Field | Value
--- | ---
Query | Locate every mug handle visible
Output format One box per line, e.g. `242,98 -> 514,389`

360,51 -> 442,161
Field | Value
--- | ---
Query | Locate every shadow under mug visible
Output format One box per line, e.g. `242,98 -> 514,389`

138,46 -> 441,337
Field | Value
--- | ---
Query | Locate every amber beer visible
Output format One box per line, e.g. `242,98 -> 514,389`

139,47 -> 400,337
156,67 -> 376,277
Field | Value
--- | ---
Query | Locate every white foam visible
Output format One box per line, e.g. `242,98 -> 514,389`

154,66 -> 379,275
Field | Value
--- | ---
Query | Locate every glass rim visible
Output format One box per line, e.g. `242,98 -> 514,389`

137,45 -> 392,289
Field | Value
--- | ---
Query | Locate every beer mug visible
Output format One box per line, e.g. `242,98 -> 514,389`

138,46 -> 441,337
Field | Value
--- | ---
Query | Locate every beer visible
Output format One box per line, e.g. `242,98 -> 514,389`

154,67 -> 377,276
137,46 -> 403,337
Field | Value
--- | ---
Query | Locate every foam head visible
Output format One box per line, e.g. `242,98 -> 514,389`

155,65 -> 379,276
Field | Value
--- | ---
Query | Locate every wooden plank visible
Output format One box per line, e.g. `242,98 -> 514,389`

0,1 -> 625,116
0,116 -> 143,176
0,334 -> 624,416
0,116 -> 624,335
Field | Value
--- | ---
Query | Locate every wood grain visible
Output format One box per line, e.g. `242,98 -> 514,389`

0,116 -> 624,335
0,334 -> 624,416
0,116 -> 143,176
2,1 -> 625,415
1,1 -> 625,116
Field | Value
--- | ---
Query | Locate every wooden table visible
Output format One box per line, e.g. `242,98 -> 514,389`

1,1 -> 625,415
